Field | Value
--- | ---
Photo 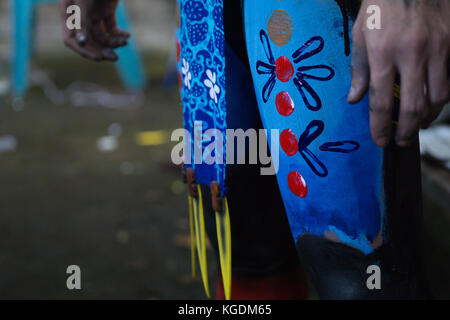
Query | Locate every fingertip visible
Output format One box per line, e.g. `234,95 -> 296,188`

92,54 -> 104,62
347,87 -> 358,103
347,85 -> 366,104
395,139 -> 413,148
103,49 -> 118,62
420,122 -> 431,130
373,136 -> 390,148
347,72 -> 369,104
395,132 -> 416,148
115,37 -> 128,48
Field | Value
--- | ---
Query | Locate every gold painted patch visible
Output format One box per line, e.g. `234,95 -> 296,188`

268,9 -> 293,47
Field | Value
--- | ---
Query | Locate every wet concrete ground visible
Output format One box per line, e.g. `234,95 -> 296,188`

0,54 -> 216,299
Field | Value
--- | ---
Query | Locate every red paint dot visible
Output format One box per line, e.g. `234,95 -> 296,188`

276,91 -> 295,116
275,56 -> 294,82
288,171 -> 308,198
280,129 -> 299,156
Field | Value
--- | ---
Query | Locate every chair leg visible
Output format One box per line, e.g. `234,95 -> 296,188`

11,0 -> 34,97
114,1 -> 148,91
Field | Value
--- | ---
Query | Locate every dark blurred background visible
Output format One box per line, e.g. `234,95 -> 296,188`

0,0 -> 449,299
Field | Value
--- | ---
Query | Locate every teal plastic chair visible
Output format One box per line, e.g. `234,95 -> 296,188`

11,0 -> 148,96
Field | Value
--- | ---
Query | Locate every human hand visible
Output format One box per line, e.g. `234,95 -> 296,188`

348,0 -> 450,147
59,0 -> 130,62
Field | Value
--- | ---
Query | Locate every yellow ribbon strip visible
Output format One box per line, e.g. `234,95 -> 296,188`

192,186 -> 210,298
215,197 -> 232,300
188,196 -> 196,278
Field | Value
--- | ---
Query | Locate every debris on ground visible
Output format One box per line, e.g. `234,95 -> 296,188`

0,135 -> 17,154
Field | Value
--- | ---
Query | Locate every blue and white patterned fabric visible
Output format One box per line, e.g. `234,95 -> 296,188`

177,0 -> 227,196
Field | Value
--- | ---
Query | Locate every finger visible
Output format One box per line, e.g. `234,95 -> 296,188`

348,24 -> 370,103
92,21 -> 128,49
348,46 -> 370,103
421,95 -> 448,129
64,38 -> 104,61
92,21 -> 113,47
423,51 -> 450,127
396,60 -> 428,147
420,104 -> 445,129
101,48 -> 119,62
364,30 -> 397,147
104,14 -> 131,39
73,0 -> 93,46
368,63 -> 396,148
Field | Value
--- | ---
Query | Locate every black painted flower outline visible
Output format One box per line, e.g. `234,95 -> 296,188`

256,30 -> 335,111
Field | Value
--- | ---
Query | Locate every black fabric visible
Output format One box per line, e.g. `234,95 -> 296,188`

224,0 -> 249,69
296,137 -> 428,300
297,234 -> 428,300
